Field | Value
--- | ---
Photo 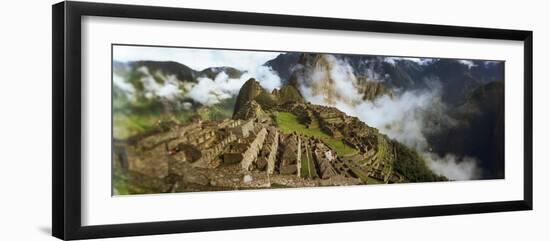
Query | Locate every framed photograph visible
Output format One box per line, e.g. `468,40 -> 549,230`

52,1 -> 533,240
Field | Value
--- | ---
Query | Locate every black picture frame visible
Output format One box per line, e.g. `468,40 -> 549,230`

52,1 -> 533,240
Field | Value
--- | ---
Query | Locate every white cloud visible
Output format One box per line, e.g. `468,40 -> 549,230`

113,74 -> 135,95
238,66 -> 282,93
187,72 -> 247,105
384,57 -> 436,66
185,66 -> 282,105
423,153 -> 481,180
295,54 -> 481,180
457,60 -> 477,69
113,46 -> 283,104
296,55 -> 363,106
137,66 -> 182,99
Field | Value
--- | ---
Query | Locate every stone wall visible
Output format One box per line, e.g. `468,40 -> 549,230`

296,136 -> 302,177
229,119 -> 254,137
257,127 -> 279,174
193,133 -> 236,168
223,142 -> 248,164
312,142 -> 338,179
240,127 -> 267,171
279,134 -> 301,175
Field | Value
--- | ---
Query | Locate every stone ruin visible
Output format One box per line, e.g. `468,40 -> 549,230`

256,126 -> 279,174
240,126 -> 267,171
278,134 -> 302,176
119,103 -> 396,193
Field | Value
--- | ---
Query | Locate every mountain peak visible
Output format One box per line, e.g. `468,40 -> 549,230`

233,78 -> 265,118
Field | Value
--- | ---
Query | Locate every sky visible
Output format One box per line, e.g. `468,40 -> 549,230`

113,45 -> 282,71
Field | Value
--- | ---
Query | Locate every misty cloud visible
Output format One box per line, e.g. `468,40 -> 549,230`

113,65 -> 184,100
185,65 -> 281,105
241,66 -> 282,92
113,46 -> 282,106
295,54 -> 481,180
113,74 -> 135,96
423,153 -> 481,180
294,55 -> 363,106
187,72 -> 246,105
137,66 -> 182,99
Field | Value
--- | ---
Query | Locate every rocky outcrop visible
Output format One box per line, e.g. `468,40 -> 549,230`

356,77 -> 393,101
287,54 -> 390,105
273,84 -> 304,104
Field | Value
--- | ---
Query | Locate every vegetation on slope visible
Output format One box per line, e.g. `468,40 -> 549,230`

114,95 -> 236,140
273,111 -> 356,156
390,140 -> 447,182
277,85 -> 304,104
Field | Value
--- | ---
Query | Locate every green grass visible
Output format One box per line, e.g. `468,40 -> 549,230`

300,152 -> 310,178
113,113 -> 159,140
113,112 -> 192,140
347,164 -> 370,183
274,111 -> 356,156
112,97 -> 236,140
324,139 -> 357,156
300,147 -> 316,179
112,172 -> 130,195
376,134 -> 389,162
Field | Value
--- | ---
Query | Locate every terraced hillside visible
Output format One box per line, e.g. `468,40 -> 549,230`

113,79 -> 446,194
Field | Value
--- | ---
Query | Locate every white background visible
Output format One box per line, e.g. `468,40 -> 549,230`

83,15 -> 524,226
0,0 -> 547,240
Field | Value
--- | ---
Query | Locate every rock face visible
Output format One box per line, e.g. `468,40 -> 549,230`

289,54 -> 354,105
263,53 -> 301,83
288,54 -> 392,105
357,77 -> 393,101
